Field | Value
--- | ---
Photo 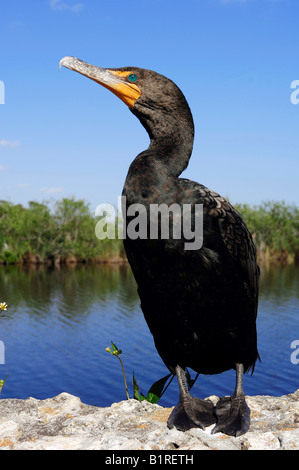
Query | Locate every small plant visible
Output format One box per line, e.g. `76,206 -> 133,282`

106,340 -> 199,404
0,302 -> 10,396
0,302 -> 7,312
106,341 -> 130,400
0,302 -> 12,319
133,372 -> 174,404
0,375 -> 8,396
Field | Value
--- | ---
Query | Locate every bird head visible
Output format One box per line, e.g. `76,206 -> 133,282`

59,57 -> 194,141
59,56 -> 143,108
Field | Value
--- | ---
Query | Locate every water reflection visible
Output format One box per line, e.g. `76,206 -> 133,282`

0,263 -> 298,407
259,264 -> 299,301
0,263 -> 139,317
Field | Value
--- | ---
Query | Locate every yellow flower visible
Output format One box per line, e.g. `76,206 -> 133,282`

0,302 -> 7,311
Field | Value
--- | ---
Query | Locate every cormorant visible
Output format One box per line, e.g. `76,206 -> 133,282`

60,57 -> 260,436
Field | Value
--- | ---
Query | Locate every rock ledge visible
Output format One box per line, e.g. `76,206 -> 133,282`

0,390 -> 298,450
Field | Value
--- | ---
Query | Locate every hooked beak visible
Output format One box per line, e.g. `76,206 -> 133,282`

59,56 -> 141,108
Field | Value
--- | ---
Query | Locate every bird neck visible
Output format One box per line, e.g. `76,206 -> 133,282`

131,108 -> 195,178
149,127 -> 194,177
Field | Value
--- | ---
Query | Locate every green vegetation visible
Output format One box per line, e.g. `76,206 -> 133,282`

234,201 -> 299,264
106,340 -> 174,404
0,198 -> 125,265
0,198 -> 298,265
105,340 -> 202,404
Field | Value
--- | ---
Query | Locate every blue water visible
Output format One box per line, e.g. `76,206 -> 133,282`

0,264 -> 298,407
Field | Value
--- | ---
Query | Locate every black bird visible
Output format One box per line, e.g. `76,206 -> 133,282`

60,57 -> 260,436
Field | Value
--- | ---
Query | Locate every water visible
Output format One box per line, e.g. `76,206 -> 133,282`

0,263 -> 298,407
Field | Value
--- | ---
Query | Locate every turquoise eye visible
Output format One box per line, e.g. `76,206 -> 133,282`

128,74 -> 137,83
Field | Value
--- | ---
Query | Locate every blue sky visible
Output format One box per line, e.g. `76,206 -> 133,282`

0,0 -> 298,211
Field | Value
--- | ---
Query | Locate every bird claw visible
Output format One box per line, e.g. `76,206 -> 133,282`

211,395 -> 250,437
167,397 -> 216,432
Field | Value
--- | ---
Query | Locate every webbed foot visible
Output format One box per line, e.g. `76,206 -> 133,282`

167,397 -> 216,432
211,395 -> 250,437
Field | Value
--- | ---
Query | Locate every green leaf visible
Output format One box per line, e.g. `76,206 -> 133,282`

110,341 -> 122,356
133,372 -> 146,402
145,374 -> 173,404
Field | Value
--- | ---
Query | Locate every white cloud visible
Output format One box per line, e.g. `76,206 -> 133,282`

0,165 -> 7,171
0,140 -> 20,148
50,0 -> 84,12
40,187 -> 64,194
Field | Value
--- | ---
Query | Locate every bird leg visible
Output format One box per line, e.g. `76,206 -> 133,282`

167,365 -> 216,432
212,363 -> 250,437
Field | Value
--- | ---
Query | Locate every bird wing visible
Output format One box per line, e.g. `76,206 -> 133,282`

194,183 -> 260,318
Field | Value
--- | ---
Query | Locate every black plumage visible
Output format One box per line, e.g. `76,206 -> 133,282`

60,58 -> 260,436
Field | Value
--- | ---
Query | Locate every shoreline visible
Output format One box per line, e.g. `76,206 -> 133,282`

0,390 -> 298,450
0,251 -> 298,268
0,253 -> 128,267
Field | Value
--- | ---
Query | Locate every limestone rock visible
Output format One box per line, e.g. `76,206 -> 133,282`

0,390 -> 298,450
